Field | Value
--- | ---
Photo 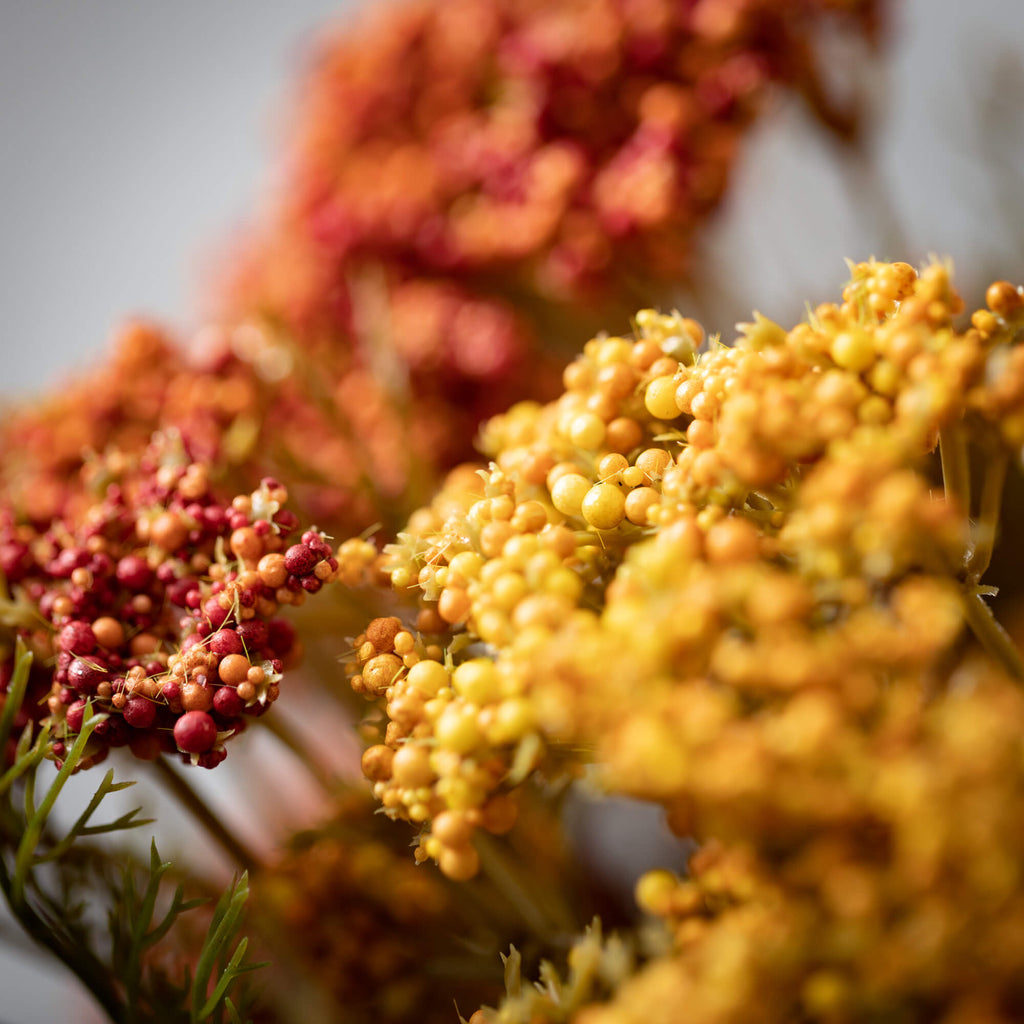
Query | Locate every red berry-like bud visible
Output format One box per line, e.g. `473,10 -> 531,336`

123,697 -> 157,729
65,699 -> 88,733
58,621 -> 97,656
196,748 -> 227,769
208,629 -> 245,656
0,541 -> 31,582
283,544 -> 317,576
167,577 -> 198,607
203,597 -> 229,629
116,555 -> 153,590
213,686 -> 245,717
236,620 -> 268,649
267,619 -> 296,656
275,510 -> 299,533
173,711 -> 218,753
68,658 -> 108,694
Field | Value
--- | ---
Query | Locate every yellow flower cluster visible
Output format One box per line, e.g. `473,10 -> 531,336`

345,260 -> 1024,1018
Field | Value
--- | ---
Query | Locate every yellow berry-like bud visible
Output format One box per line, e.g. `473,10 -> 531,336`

567,412 -> 607,450
452,659 -> 501,704
391,744 -> 436,788
635,869 -> 678,915
830,330 -> 875,372
491,571 -> 528,611
645,374 -> 682,419
407,659 -> 450,698
551,473 -> 591,517
487,697 -> 535,745
436,775 -> 484,811
448,550 -> 484,581
436,704 -> 484,754
582,483 -> 627,530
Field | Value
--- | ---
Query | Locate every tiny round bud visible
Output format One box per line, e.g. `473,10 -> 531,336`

181,680 -> 214,712
432,810 -> 474,848
366,616 -> 404,652
283,544 -> 317,576
438,843 -> 480,881
645,375 -> 682,420
123,697 -> 156,729
213,686 -> 245,717
257,553 -> 288,588
581,483 -> 627,531
116,555 -> 153,590
91,616 -> 125,649
150,512 -> 188,552
218,654 -> 251,686
230,527 -> 262,562
68,658 -> 107,695
209,629 -> 245,657
391,744 -> 436,788
173,711 -> 218,754
551,473 -> 590,517
361,744 -> 395,781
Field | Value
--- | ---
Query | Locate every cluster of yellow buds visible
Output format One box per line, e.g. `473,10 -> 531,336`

345,261 -> 1024,1021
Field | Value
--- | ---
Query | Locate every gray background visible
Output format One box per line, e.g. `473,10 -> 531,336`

1,1 -> 1023,1019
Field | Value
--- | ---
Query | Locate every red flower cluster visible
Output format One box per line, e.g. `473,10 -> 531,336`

0,432 -> 338,769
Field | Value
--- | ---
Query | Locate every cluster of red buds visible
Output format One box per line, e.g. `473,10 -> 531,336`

0,432 -> 338,769
223,0 -> 879,357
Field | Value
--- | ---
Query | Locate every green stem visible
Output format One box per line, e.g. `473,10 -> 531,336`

153,758 -> 259,874
474,831 -> 576,941
966,449 -> 1008,582
939,425 -> 971,523
962,590 -> 1024,683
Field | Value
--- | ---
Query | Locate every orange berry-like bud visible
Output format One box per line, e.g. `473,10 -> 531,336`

705,516 -> 760,564
361,744 -> 395,782
230,527 -> 262,562
218,654 -> 251,686
257,553 -> 288,588
986,280 -> 1023,318
438,843 -> 480,881
91,616 -> 125,649
181,680 -> 214,712
150,511 -> 187,552
366,616 -> 404,652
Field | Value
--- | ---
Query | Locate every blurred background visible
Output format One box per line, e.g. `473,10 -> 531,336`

1,0 -> 1023,1019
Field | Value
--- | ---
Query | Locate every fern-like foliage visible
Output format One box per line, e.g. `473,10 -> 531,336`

0,640 -> 265,1023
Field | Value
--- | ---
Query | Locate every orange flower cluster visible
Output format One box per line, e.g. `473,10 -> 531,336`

346,262 -> 1024,1021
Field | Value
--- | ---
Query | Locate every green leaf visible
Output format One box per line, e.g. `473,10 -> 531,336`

0,641 -> 32,752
